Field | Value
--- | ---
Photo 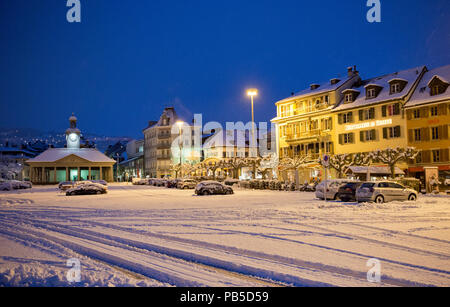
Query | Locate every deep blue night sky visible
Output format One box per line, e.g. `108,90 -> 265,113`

1,0 -> 449,138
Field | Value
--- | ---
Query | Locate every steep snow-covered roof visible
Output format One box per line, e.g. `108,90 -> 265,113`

276,75 -> 356,104
405,65 -> 450,108
334,66 -> 425,112
26,148 -> 116,163
143,108 -> 180,132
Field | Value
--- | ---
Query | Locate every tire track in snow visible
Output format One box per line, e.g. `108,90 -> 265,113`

0,217 -> 286,287
0,213 -> 435,287
289,214 -> 450,245
250,221 -> 450,259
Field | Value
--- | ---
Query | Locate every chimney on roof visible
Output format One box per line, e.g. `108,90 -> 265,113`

310,84 -> 320,90
347,66 -> 353,77
330,78 -> 341,85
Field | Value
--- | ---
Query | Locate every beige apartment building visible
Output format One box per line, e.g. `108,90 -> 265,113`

332,66 -> 426,157
271,66 -> 360,182
143,107 -> 201,178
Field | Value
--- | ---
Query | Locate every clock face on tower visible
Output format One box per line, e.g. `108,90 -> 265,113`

67,133 -> 80,149
69,133 -> 78,142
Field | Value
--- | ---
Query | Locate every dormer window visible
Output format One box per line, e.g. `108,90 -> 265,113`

427,76 -> 449,96
431,85 -> 446,96
345,93 -> 353,103
342,89 -> 360,103
391,83 -> 401,93
388,78 -> 408,94
364,84 -> 382,99
367,88 -> 376,99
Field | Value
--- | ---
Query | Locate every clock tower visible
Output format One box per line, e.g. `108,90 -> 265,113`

66,113 -> 81,149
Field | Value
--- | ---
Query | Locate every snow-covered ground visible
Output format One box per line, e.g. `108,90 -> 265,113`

0,184 -> 449,287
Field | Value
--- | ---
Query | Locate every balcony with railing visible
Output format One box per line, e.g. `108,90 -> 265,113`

284,129 -> 322,141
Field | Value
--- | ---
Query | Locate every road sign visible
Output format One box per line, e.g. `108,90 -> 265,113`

322,155 -> 330,168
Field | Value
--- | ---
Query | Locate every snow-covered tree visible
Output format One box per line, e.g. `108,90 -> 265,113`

223,157 -> 246,179
321,154 -> 354,179
242,157 -> 262,179
371,147 -> 419,179
352,152 -> 372,166
280,155 -> 313,187
203,161 -> 222,179
170,163 -> 182,178
0,157 -> 23,180
257,153 -> 278,179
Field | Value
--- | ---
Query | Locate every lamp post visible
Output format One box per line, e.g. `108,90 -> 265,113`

247,89 -> 258,179
247,89 -> 258,157
116,153 -> 120,182
176,121 -> 184,178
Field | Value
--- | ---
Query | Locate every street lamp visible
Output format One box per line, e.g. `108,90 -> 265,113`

247,88 -> 258,157
176,121 -> 184,178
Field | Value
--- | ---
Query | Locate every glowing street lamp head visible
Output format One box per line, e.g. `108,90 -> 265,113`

176,121 -> 184,127
247,89 -> 258,97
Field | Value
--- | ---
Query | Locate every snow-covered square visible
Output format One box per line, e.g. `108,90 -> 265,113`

0,184 -> 449,287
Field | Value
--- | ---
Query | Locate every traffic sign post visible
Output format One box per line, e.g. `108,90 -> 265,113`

322,155 -> 329,202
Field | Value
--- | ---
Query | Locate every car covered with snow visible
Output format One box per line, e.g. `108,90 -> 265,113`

315,179 -> 357,200
66,183 -> 108,196
133,178 -> 149,185
177,179 -> 197,189
58,181 -> 75,191
166,179 -> 180,188
91,180 -> 108,186
195,181 -> 234,196
0,180 -> 32,191
356,181 -> 417,203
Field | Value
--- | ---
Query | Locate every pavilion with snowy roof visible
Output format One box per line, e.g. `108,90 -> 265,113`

26,114 -> 116,184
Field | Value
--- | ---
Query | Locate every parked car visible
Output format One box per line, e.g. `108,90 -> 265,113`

151,179 -> 166,187
356,181 -> 418,203
299,183 -> 314,192
315,179 -> 356,200
91,180 -> 108,186
167,179 -> 180,188
66,183 -> 108,196
177,179 -> 197,189
195,181 -> 234,196
58,181 -> 75,191
337,182 -> 363,202
0,180 -> 32,191
133,178 -> 148,185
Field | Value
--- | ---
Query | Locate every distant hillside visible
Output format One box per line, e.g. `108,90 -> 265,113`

0,128 -> 132,153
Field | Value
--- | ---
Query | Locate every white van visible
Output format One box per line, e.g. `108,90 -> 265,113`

315,179 -> 357,200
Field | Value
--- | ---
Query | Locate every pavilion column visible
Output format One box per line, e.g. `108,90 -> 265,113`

100,167 -> 103,180
66,167 -> 69,181
53,167 -> 57,183
77,167 -> 80,181
88,167 -> 91,180
110,166 -> 113,182
30,167 -> 34,183
41,167 -> 45,184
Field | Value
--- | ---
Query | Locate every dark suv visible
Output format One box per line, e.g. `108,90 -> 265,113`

337,182 -> 363,202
